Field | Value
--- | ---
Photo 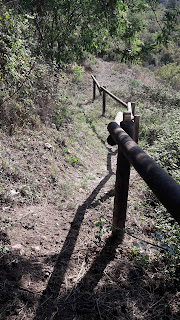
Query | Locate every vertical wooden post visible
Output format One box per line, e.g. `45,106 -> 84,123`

131,102 -> 135,117
93,79 -> 96,101
127,102 -> 136,119
127,102 -> 132,113
133,115 -> 140,143
102,87 -> 106,116
112,147 -> 130,237
123,111 -> 131,121
112,119 -> 134,238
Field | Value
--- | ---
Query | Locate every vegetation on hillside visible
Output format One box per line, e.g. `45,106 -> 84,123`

0,0 -> 179,129
0,0 -> 180,319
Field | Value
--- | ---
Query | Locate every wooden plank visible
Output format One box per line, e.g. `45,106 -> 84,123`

107,111 -> 133,145
127,102 -> 132,113
101,86 -> 128,108
127,102 -> 134,120
115,112 -> 123,125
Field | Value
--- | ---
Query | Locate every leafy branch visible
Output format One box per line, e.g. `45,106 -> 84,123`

0,61 -> 36,107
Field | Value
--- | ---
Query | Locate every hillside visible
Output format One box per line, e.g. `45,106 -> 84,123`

0,58 -> 179,320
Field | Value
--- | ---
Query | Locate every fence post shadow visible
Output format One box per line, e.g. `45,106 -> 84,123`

51,233 -> 123,319
34,170 -> 115,320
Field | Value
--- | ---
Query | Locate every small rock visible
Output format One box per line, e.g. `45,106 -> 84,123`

41,235 -> 48,241
44,271 -> 50,278
51,123 -> 56,129
12,243 -> 25,254
44,143 -> 53,150
10,189 -> 19,196
12,244 -> 23,250
32,246 -> 40,252
2,206 -> 11,212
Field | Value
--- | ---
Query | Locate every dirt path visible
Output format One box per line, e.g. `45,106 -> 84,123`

0,59 -> 178,320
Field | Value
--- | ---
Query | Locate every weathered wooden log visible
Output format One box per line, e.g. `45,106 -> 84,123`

108,121 -> 180,224
112,119 -> 134,236
112,146 -> 130,235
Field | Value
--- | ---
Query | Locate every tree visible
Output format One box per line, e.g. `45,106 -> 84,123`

3,0 -> 180,64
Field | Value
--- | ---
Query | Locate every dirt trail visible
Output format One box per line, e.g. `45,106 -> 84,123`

0,59 -> 177,320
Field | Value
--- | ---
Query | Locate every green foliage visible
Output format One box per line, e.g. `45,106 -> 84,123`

134,73 -> 180,284
155,62 -> 180,90
63,146 -> 78,167
72,63 -> 83,82
53,105 -> 71,128
94,216 -> 107,243
3,0 -> 178,65
0,4 -> 34,91
0,2 -> 61,129
0,0 -> 179,138
139,107 -> 180,181
130,246 -> 150,266
17,0 -> 123,63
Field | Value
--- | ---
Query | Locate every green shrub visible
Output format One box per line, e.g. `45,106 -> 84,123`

155,63 -> 180,90
72,63 -> 83,82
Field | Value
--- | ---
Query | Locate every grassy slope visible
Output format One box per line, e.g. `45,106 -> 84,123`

0,58 -> 180,319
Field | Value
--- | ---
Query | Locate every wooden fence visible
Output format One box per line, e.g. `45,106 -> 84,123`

91,74 -> 128,113
92,74 -> 180,235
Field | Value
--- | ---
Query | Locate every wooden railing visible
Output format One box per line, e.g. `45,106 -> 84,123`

92,75 -> 180,234
91,74 -> 128,114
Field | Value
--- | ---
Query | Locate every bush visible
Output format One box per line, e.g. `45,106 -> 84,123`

155,62 -> 180,90
72,63 -> 84,82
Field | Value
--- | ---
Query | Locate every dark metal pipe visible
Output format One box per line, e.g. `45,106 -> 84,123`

108,122 -> 180,224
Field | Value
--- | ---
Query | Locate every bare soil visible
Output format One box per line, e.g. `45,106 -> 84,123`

0,59 -> 179,320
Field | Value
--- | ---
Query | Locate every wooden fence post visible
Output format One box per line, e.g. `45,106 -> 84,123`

131,102 -> 135,117
133,115 -> 140,143
112,147 -> 130,237
112,114 -> 134,237
93,78 -> 96,101
102,87 -> 106,116
123,111 -> 132,121
127,102 -> 132,114
127,102 -> 139,142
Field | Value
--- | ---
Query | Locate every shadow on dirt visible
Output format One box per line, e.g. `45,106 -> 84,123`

0,232 -> 43,319
50,236 -> 124,320
33,110 -> 120,318
0,226 -> 177,320
34,171 -> 114,320
34,239 -> 176,320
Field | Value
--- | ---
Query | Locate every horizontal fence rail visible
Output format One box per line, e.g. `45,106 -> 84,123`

101,86 -> 128,109
92,74 -> 179,231
91,74 -> 128,115
108,121 -> 180,225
